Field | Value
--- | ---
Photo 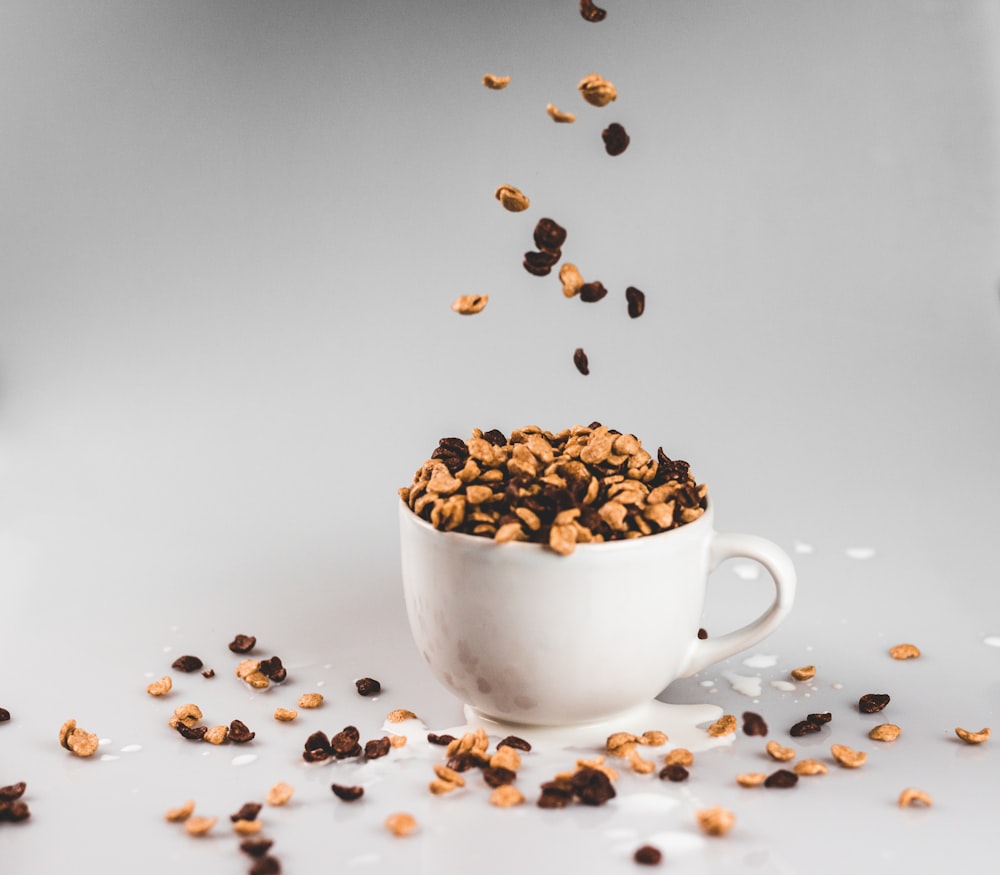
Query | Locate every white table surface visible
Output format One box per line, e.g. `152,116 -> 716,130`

2,1 -> 999,873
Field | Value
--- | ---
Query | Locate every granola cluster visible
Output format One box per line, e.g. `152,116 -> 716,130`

399,424 -> 707,555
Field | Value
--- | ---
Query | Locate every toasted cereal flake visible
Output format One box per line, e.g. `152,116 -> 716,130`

765,740 -> 796,762
793,759 -> 828,776
546,103 -> 576,123
58,719 -> 77,750
387,734 -> 407,748
233,818 -> 263,836
273,708 -> 298,722
696,806 -> 735,836
298,693 -> 324,709
889,643 -> 921,660
203,725 -> 229,745
955,726 -> 990,744
146,676 -> 173,697
451,294 -> 489,316
577,72 -> 617,107
639,730 -> 668,747
66,727 -> 100,758
707,715 -> 737,737
665,748 -> 693,767
489,784 -> 525,807
236,659 -> 260,679
490,746 -> 521,772
245,671 -> 270,690
267,782 -> 294,806
831,744 -> 867,768
385,812 -> 418,836
898,787 -> 933,808
185,815 -> 217,836
173,704 -> 203,727
869,723 -> 901,742
736,773 -> 767,787
386,709 -> 418,724
494,184 -> 530,212
165,800 -> 195,822
790,665 -> 816,681
482,73 -> 511,90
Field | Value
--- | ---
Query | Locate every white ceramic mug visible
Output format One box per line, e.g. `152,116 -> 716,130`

399,499 -> 795,727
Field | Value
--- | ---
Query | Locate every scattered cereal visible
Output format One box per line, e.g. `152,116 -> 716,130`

451,294 -> 488,315
428,733 -> 455,746
954,726 -> 990,744
273,708 -> 298,722
386,709 -> 418,723
765,741 -> 796,762
831,744 -> 867,768
146,676 -> 172,697
790,719 -> 823,737
546,103 -> 576,123
185,816 -> 217,836
890,643 -> 920,660
173,704 -> 203,728
602,122 -> 630,156
233,819 -> 263,836
664,748 -> 693,767
578,72 -> 617,107
297,693 -> 323,709
385,812 -> 418,836
790,665 -> 816,681
229,719 -> 256,744
494,184 -> 530,212
165,800 -> 195,822
898,787 -> 933,808
171,655 -> 203,673
736,773 -> 767,787
869,724 -> 901,742
489,784 -> 524,807
793,759 -> 828,776
859,693 -> 890,714
482,73 -> 511,90
59,720 -> 99,758
707,715 -> 737,737
696,806 -> 735,836
498,735 -> 532,752
204,726 -> 229,745
579,280 -> 608,302
559,262 -> 584,297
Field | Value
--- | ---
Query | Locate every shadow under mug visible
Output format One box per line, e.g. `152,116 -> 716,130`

400,499 -> 795,727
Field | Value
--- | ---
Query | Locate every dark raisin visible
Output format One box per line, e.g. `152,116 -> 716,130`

523,249 -> 561,276
229,719 -> 255,744
0,782 -> 26,802
859,693 -> 890,713
537,791 -> 571,809
364,737 -> 391,760
742,711 -> 768,736
446,753 -> 481,772
659,764 -> 689,782
228,634 -> 257,654
0,708 -> 10,723
579,281 -> 608,302
331,784 -> 364,801
571,767 -> 616,805
0,800 -> 31,822
249,856 -> 282,875
427,733 -> 455,746
175,723 -> 207,741
240,838 -> 274,858
765,769 -> 799,788
201,668 -> 215,678
482,429 -> 507,446
626,285 -> 645,318
807,712 -> 832,725
602,122 -> 630,156
634,845 -> 662,865
230,802 -> 262,822
533,218 -> 567,253
573,347 -> 590,375
302,748 -> 330,763
258,657 -> 285,681
355,677 -> 381,697
171,655 -> 203,673
482,766 -> 517,787
330,726 -> 360,754
497,735 -> 532,752
697,627 -> 708,640
789,720 -> 822,737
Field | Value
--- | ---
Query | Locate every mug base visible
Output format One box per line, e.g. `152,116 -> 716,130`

456,699 -> 732,751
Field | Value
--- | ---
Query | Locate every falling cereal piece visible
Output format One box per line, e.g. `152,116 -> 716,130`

451,294 -> 488,315
482,73 -> 511,90
494,184 -> 530,212
577,73 -> 617,107
546,103 -> 576,123
573,347 -> 590,375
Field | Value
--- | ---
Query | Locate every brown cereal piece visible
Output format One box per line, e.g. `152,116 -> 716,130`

229,719 -> 255,744
236,659 -> 260,680
765,741 -> 796,762
146,676 -> 173,697
890,643 -> 921,660
385,812 -> 418,836
602,122 -> 630,156
58,719 -> 77,750
249,857 -> 281,875
571,766 -> 617,806
859,693 -> 890,713
0,782 -> 26,802
579,281 -> 608,303
790,665 -> 816,681
483,766 -> 517,787
954,726 -> 990,744
482,73 -> 511,90
240,838 -> 274,858
659,764 -> 689,782
233,819 -> 263,836
173,704 -> 203,728
497,735 -> 532,752
331,784 -> 364,802
230,802 -> 262,822
201,669 -> 215,678
66,726 -> 100,758
165,800 -> 195,822
204,725 -> 229,745
0,707 -> 10,723
559,262 -> 584,297
578,72 -> 617,107
546,103 -> 576,123
664,748 -> 693,767
229,634 -> 257,653
793,759 -> 828,776
736,772 -> 767,787
494,184 -> 530,212
171,655 -> 203,673
898,787 -> 933,808
869,723 -> 901,742
831,744 -> 867,768
365,736 -> 392,760
489,784 -> 525,807
386,709 -> 419,723
451,294 -> 488,315
707,715 -> 737,737
765,769 -> 799,789
273,708 -> 298,722
245,671 -> 270,690
185,815 -> 217,836
490,745 -> 521,772
696,806 -> 735,837
297,693 -> 323,709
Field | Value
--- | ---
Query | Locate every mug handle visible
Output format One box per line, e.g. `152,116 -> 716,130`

679,532 -> 797,677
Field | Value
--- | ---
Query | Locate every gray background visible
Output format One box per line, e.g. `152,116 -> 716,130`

2,1 -> 998,872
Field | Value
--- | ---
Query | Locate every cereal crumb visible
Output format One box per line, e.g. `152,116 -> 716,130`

273,708 -> 298,722
890,643 -> 921,660
386,709 -> 418,723
171,655 -> 203,673
707,715 -> 737,737
696,806 -> 735,836
385,812 -> 418,836
489,784 -> 524,807
184,815 -> 217,836
955,726 -> 990,744
297,693 -> 323,709
869,723 -> 901,742
831,744 -> 867,768
765,740 -> 796,762
228,634 -> 257,654
898,787 -> 933,808
482,73 -> 511,90
790,665 -> 816,681
267,782 -> 294,806
146,676 -> 173,697
165,800 -> 195,822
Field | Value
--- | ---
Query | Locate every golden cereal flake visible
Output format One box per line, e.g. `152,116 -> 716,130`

482,73 -> 511,90
451,294 -> 489,316
898,787 -> 933,808
889,643 -> 921,660
66,727 -> 100,758
790,665 -> 816,681
736,773 -> 767,787
955,726 -> 990,744
869,723 -> 901,742
273,708 -> 298,722
203,725 -> 229,745
267,782 -> 294,806
793,759 -> 828,776
765,741 -> 796,762
707,715 -> 737,737
494,184 -> 530,212
831,744 -> 867,768
489,784 -> 525,807
165,800 -> 195,822
146,676 -> 173,697
385,812 -> 418,836
546,103 -> 576,123
184,815 -> 217,836
665,748 -> 693,767
696,806 -> 735,836
298,692 -> 324,709
577,72 -> 617,107
233,819 -> 263,835
386,709 -> 419,724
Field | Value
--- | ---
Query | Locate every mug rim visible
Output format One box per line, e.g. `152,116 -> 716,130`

398,495 -> 713,552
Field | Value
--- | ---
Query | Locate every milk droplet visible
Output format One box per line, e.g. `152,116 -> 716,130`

742,653 -> 777,669
700,680 -> 715,687
98,738 -> 112,746
984,636 -> 1000,648
120,744 -> 143,753
793,541 -> 814,554
100,755 -> 120,762
613,793 -> 680,816
723,672 -> 763,697
771,681 -> 796,692
845,546 -> 876,560
732,563 -> 760,580
162,645 -> 173,653
348,852 -> 382,867
232,754 -> 257,766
